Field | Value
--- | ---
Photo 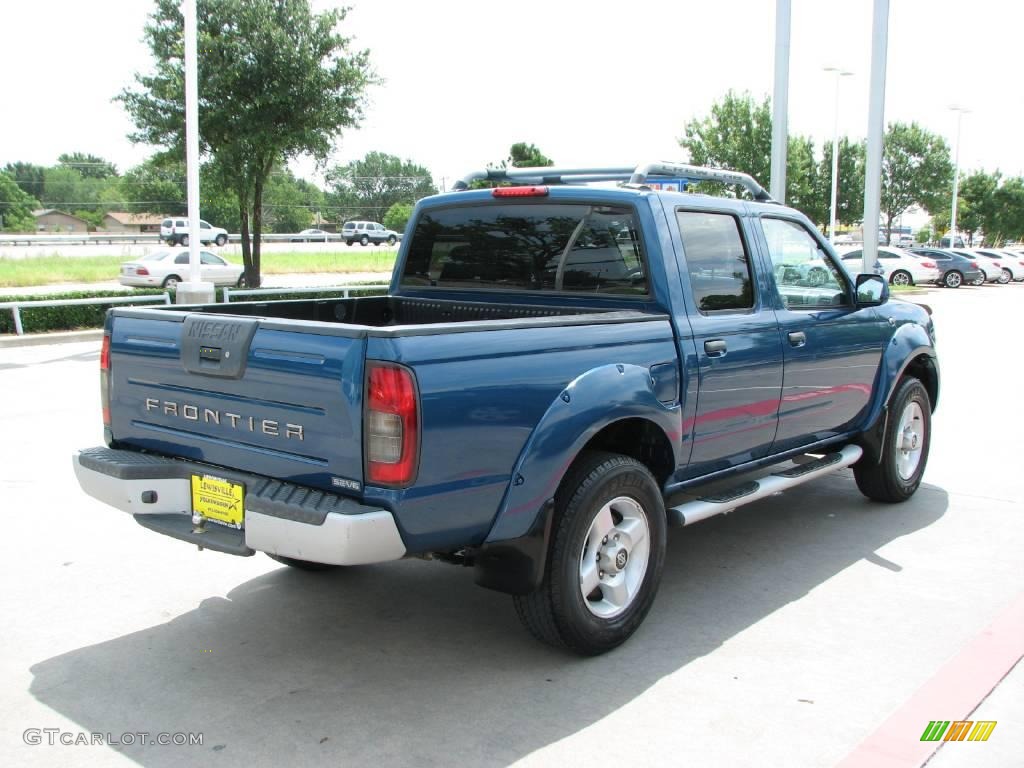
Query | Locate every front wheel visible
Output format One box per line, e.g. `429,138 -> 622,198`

854,377 -> 931,502
513,451 -> 667,655
890,270 -> 912,287
180,234 -> 189,247
162,275 -> 181,289
387,235 -> 397,246
360,234 -> 369,246
999,268 -> 1012,284
943,270 -> 963,288
215,234 -> 227,246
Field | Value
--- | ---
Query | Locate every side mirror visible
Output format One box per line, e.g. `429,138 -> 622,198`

855,273 -> 889,306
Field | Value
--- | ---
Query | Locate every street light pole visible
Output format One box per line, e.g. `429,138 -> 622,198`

861,0 -> 890,277
949,107 -> 969,248
824,68 -> 853,244
770,0 -> 792,202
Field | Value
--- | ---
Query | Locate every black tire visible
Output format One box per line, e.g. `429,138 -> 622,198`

162,274 -> 181,289
513,451 -> 667,656
360,234 -> 370,246
943,270 -> 963,288
236,274 -> 246,288
387,235 -> 397,246
854,377 -> 931,503
215,234 -> 227,246
180,234 -> 190,247
346,240 -> 354,246
267,553 -> 340,571
889,270 -> 912,287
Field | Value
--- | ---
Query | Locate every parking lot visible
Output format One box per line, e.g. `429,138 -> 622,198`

0,283 -> 1021,767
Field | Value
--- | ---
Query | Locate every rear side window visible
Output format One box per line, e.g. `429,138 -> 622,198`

676,211 -> 753,312
401,203 -> 648,295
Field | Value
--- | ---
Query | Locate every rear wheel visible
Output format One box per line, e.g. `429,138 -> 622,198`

890,270 -> 912,287
267,554 -> 340,571
387,235 -> 397,246
180,234 -> 189,247
215,234 -> 227,246
513,451 -> 667,655
854,377 -> 931,502
360,234 -> 370,246
999,268 -> 1012,284
162,275 -> 181,289
943,270 -> 963,288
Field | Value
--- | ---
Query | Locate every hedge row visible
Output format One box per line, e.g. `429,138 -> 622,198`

0,285 -> 389,335
0,290 -> 169,335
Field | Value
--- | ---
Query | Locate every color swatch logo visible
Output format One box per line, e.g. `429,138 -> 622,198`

920,721 -> 997,742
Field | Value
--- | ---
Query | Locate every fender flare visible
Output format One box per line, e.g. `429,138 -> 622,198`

856,324 -> 938,464
473,363 -> 682,594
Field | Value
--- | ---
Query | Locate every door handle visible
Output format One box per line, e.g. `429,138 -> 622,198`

704,339 -> 727,357
788,331 -> 807,347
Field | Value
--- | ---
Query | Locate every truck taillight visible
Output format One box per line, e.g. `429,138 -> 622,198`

100,333 -> 111,428
365,363 -> 419,487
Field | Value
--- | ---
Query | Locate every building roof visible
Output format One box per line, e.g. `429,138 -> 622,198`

32,209 -> 90,223
103,212 -> 165,226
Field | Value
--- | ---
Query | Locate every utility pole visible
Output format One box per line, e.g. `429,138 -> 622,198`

949,107 -> 969,249
176,0 -> 215,304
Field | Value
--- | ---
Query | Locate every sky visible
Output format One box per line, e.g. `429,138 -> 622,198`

1,0 -> 1021,195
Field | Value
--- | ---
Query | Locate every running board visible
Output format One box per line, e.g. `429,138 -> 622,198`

668,445 -> 863,527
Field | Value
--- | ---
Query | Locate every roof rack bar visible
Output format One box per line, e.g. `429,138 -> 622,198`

451,162 -> 774,202
452,167 -> 634,191
629,162 -> 773,202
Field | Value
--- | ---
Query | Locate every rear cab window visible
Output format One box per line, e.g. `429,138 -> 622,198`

400,203 -> 648,296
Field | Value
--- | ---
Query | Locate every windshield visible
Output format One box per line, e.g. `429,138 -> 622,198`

400,203 -> 648,295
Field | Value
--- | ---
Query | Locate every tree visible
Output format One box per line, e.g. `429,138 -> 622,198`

327,151 -> 435,222
992,176 -> 1024,243
3,162 -> 46,200
880,122 -> 953,244
383,202 -> 413,232
58,152 -> 118,179
499,142 -> 553,168
815,137 -> 865,229
119,0 -> 375,287
954,170 -> 1000,244
262,167 -> 321,233
679,90 -> 820,220
0,171 -> 40,231
117,155 -> 187,215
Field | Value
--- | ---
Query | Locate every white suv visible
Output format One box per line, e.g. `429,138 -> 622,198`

160,218 -> 229,247
341,220 -> 399,246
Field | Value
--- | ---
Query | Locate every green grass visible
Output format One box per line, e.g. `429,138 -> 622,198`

0,251 -> 397,288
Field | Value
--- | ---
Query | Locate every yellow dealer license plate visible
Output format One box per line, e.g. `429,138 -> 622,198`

191,474 -> 244,528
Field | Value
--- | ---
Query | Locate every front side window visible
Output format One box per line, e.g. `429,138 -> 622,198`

200,252 -> 225,265
676,211 -> 753,312
401,203 -> 648,295
761,217 -> 849,309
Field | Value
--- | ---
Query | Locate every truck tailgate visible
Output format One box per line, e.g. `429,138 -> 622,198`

108,312 -> 366,493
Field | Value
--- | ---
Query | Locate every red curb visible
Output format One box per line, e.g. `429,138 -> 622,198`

836,592 -> 1024,768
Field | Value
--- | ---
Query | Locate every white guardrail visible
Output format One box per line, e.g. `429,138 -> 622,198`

0,233 -> 399,246
0,284 -> 391,335
0,293 -> 173,336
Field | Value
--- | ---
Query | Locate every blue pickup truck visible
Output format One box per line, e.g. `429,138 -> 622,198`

74,163 -> 939,655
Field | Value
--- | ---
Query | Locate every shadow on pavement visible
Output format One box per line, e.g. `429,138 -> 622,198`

29,472 -> 948,767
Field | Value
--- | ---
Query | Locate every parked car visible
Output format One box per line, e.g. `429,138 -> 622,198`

160,218 -> 229,247
977,249 -> 1024,282
909,248 -> 985,288
119,249 -> 244,289
951,250 -> 999,285
290,228 -> 330,243
961,249 -> 1011,284
76,161 -> 938,655
342,220 -> 399,246
837,246 -> 940,286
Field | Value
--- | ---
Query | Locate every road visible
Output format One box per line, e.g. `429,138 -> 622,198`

0,285 -> 1021,767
